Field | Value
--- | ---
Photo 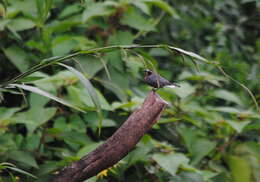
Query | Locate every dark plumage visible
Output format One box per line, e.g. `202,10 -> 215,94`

144,70 -> 180,89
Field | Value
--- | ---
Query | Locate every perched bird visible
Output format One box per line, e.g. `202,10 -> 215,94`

144,69 -> 180,90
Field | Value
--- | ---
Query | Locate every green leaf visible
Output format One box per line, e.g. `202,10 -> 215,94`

167,82 -> 195,99
8,18 -> 35,31
109,31 -> 135,45
59,4 -> 82,19
212,90 -> 243,106
58,63 -> 103,134
49,20 -> 80,33
177,126 -> 216,165
108,67 -> 129,90
77,142 -> 103,158
0,19 -> 10,31
208,107 -> 260,120
58,63 -> 101,110
153,153 -> 189,176
13,107 -> 56,133
169,46 -> 209,63
82,2 -> 115,22
6,167 -> 37,179
235,142 -> 260,160
142,0 -> 179,18
125,144 -> 152,167
6,166 -> 37,179
0,107 -> 21,122
37,161 -> 60,175
3,46 -> 29,72
74,56 -> 103,78
19,76 -> 45,83
121,7 -> 156,31
25,132 -> 41,150
100,79 -> 127,102
170,172 -> 204,182
226,120 -> 251,133
11,0 -> 37,19
199,170 -> 219,181
61,131 -> 91,147
107,31 -> 134,71
207,106 -> 242,114
67,86 -> 111,111
227,155 -> 251,182
36,0 -> 53,24
10,84 -> 84,112
190,139 -> 216,165
52,36 -> 78,56
178,71 -> 226,87
33,71 -> 76,92
67,114 -> 86,132
131,1 -> 151,15
177,126 -> 197,152
9,151 -> 38,168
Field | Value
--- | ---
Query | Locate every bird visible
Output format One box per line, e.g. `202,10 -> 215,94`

144,69 -> 180,90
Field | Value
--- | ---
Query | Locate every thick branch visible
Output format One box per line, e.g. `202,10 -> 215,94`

52,91 -> 167,182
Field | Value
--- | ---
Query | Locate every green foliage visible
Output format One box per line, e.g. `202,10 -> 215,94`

0,0 -> 259,182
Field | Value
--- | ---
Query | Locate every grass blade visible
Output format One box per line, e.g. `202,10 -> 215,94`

169,46 -> 209,63
99,56 -> 111,80
6,166 -> 37,179
58,63 -> 103,134
10,84 -> 85,112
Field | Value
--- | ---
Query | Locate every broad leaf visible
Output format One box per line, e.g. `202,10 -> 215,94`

167,82 -> 195,99
142,0 -> 179,18
58,63 -> 103,134
13,107 -> 56,133
82,2 -> 115,22
212,90 -> 243,106
121,7 -> 156,31
153,153 -> 189,176
226,120 -> 251,133
3,46 -> 29,72
177,126 -> 216,165
8,18 -> 35,31
9,151 -> 38,168
170,172 -> 204,182
227,155 -> 251,182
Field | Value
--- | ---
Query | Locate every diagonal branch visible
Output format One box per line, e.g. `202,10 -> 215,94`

52,91 -> 168,182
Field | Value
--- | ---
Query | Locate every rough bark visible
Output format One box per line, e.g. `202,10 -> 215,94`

52,91 -> 167,182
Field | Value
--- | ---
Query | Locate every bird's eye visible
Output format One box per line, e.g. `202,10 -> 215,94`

144,70 -> 152,75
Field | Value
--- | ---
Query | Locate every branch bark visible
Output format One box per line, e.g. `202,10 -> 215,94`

52,91 -> 167,182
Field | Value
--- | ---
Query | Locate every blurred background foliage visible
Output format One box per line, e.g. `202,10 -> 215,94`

0,0 -> 259,181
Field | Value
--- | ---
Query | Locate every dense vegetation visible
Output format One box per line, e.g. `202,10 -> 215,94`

0,0 -> 259,182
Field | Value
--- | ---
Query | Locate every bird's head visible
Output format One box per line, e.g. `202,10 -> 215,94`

144,69 -> 153,76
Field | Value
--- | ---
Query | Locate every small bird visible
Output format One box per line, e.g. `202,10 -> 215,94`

144,69 -> 180,90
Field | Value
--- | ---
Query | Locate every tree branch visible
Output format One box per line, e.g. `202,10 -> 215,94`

52,91 -> 167,182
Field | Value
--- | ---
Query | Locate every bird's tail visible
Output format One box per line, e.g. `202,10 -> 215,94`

165,83 -> 180,89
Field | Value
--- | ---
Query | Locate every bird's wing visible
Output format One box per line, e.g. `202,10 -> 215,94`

159,76 -> 172,87
159,76 -> 180,88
